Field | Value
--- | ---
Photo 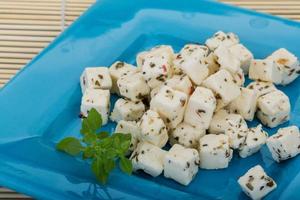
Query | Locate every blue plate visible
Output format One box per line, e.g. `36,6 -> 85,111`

0,0 -> 300,199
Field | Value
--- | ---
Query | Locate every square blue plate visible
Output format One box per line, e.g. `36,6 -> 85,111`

1,0 -> 300,199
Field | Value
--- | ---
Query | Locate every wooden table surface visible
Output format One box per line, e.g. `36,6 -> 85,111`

0,0 -> 299,198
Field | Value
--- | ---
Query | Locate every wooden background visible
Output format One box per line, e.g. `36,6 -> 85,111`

0,0 -> 298,198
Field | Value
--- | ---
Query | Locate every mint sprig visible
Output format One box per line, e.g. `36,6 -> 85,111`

56,108 -> 133,184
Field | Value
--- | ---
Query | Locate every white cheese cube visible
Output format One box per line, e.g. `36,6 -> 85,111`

209,109 -> 247,134
238,165 -> 277,200
229,44 -> 253,74
141,54 -> 172,89
80,67 -> 112,93
110,98 -> 145,122
115,120 -> 141,152
164,74 -> 193,95
205,52 -> 220,75
117,72 -> 150,102
249,59 -> 282,84
80,88 -> 110,125
268,48 -> 300,85
184,87 -> 216,130
239,125 -> 268,158
173,44 -> 209,85
150,86 -> 188,129
164,144 -> 199,185
247,81 -> 277,97
225,127 -> 248,149
139,110 -> 168,148
130,142 -> 166,177
266,126 -> 300,162
150,85 -> 161,99
205,31 -> 239,51
202,69 -> 241,106
198,134 -> 233,169
257,110 -> 289,128
257,90 -> 290,128
215,44 -> 241,75
137,45 -> 174,70
228,87 -> 258,121
169,122 -> 206,148
109,61 -> 137,94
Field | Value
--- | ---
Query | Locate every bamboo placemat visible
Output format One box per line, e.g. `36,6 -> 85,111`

0,0 -> 299,198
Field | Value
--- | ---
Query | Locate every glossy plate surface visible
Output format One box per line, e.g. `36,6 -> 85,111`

0,0 -> 300,199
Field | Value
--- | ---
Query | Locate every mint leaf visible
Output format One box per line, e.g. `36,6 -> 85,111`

104,159 -> 115,173
92,157 -> 108,184
80,108 -> 102,135
82,146 -> 94,159
97,131 -> 109,139
119,157 -> 132,175
83,133 -> 97,144
56,137 -> 83,156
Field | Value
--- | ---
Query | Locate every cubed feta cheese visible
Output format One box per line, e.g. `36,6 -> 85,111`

109,61 -> 137,94
239,125 -> 268,158
130,142 -> 166,177
141,54 -> 172,89
150,86 -> 188,129
247,81 -> 277,97
215,44 -> 241,75
139,110 -> 168,148
80,67 -> 112,93
164,144 -> 199,185
228,87 -> 258,121
184,87 -> 216,130
198,134 -> 233,169
173,44 -> 209,85
164,74 -> 193,95
249,59 -> 282,84
267,48 -> 300,85
205,31 -> 239,51
232,67 -> 245,86
137,45 -> 174,70
238,165 -> 277,200
110,98 -> 145,122
266,126 -> 300,162
117,72 -> 150,102
169,122 -> 206,148
205,52 -> 220,75
202,69 -> 241,106
257,90 -> 290,128
80,88 -> 110,125
115,120 -> 141,152
229,44 -> 253,74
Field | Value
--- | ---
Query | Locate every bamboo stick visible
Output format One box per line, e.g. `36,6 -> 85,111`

0,47 -> 41,54
0,41 -> 47,48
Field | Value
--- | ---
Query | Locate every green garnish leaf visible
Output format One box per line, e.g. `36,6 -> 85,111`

56,137 -> 83,156
119,156 -> 133,175
80,108 -> 102,135
56,108 -> 133,185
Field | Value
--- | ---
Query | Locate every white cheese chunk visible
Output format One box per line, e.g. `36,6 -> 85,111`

246,81 -> 277,97
173,44 -> 209,85
117,72 -> 150,102
164,144 -> 199,185
150,86 -> 188,129
130,142 -> 166,177
239,125 -> 268,158
215,44 -> 241,75
80,67 -> 112,93
205,31 -> 239,51
202,69 -> 241,106
229,44 -> 253,74
228,87 -> 258,121
249,59 -> 282,84
164,74 -> 193,95
205,52 -> 220,75
238,165 -> 277,200
266,126 -> 300,162
109,61 -> 137,94
110,98 -> 145,122
80,88 -> 110,125
198,134 -> 233,169
184,87 -> 216,130
139,110 -> 168,148
169,122 -> 206,148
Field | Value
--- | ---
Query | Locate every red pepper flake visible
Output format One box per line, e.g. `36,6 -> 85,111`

162,65 -> 167,73
189,86 -> 195,95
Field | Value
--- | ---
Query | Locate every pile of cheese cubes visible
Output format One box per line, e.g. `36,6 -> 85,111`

80,31 -> 300,199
